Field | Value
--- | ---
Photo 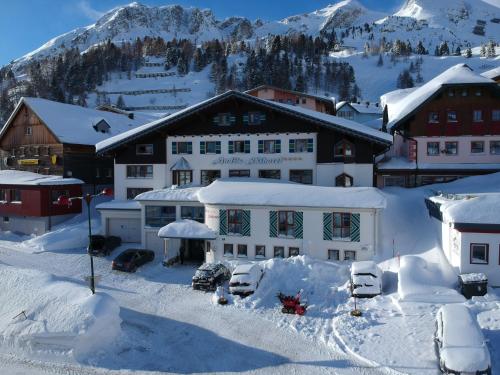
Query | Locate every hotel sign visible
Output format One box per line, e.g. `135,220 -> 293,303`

212,156 -> 302,165
18,159 -> 39,166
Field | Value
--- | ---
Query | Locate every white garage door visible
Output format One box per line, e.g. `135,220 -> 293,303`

145,230 -> 164,257
108,218 -> 141,243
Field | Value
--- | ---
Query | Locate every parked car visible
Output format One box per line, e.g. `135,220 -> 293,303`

88,235 -> 122,256
229,263 -> 264,296
435,304 -> 491,375
112,249 -> 155,272
350,261 -> 382,298
192,263 -> 231,291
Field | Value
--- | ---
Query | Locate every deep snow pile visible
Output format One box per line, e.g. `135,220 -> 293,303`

0,264 -> 121,361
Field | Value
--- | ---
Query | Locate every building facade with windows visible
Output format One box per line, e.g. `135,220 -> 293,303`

377,64 -> 500,187
0,170 -> 83,235
335,101 -> 383,129
426,193 -> 500,287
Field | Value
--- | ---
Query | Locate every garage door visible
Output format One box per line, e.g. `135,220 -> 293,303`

108,218 -> 141,243
145,230 -> 164,257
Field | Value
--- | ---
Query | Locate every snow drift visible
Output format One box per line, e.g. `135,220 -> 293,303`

0,264 -> 121,361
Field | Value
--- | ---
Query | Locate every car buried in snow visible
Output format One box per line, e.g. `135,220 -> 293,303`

350,261 -> 382,298
192,263 -> 230,291
111,249 -> 155,272
435,304 -> 491,375
229,263 -> 264,296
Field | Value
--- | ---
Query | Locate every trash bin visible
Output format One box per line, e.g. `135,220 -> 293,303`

458,273 -> 488,299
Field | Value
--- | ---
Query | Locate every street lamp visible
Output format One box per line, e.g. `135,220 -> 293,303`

57,187 -> 113,294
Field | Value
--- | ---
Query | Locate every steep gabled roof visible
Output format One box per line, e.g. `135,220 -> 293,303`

336,101 -> 382,115
386,64 -> 496,132
96,90 -> 392,154
0,97 -> 155,146
481,66 -> 500,80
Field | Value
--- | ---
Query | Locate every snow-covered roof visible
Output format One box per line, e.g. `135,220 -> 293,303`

170,157 -> 192,171
0,170 -> 82,186
197,178 -> 386,209
95,200 -> 141,210
380,87 -> 417,109
351,261 -> 380,275
377,157 -> 500,171
96,90 -> 392,153
386,64 -> 496,130
135,186 -> 202,202
481,66 -> 500,80
336,101 -> 382,114
158,219 -> 216,239
0,97 -> 156,146
429,193 -> 500,225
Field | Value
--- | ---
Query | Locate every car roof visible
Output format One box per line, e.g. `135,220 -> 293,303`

198,263 -> 220,271
439,304 -> 484,347
351,261 -> 379,275
233,263 -> 258,273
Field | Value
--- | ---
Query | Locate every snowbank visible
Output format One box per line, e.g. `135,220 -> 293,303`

0,264 -> 121,361
398,256 -> 464,303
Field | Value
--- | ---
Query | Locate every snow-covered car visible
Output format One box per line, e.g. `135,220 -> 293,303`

350,261 -> 382,298
192,263 -> 230,291
435,304 -> 491,375
229,263 -> 264,296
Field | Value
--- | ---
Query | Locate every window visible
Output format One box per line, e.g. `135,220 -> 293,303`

344,250 -> 356,261
181,206 -> 205,223
301,98 -> 306,104
328,249 -> 340,261
172,170 -> 192,186
246,111 -> 265,125
461,89 -> 468,97
172,141 -> 192,155
224,243 -> 234,256
200,141 -> 220,154
335,173 -> 353,187
333,213 -> 351,239
492,110 -> 500,122
51,190 -> 69,204
136,144 -> 153,155
9,189 -> 21,203
274,246 -> 285,258
201,170 -> 221,186
338,111 -> 354,120
215,113 -> 234,126
289,247 -> 300,257
24,127 -> 32,136
227,209 -> 243,235
127,187 -> 152,200
475,89 -> 482,97
230,140 -> 249,154
0,189 -> 6,202
334,140 -> 354,157
470,243 -> 488,264
473,110 -> 483,122
237,244 -> 247,257
278,211 -> 295,237
106,168 -> 113,178
145,206 -> 176,227
289,170 -> 312,185
229,170 -> 250,177
42,146 -> 50,156
95,168 -> 100,178
490,141 -> 500,155
290,138 -> 313,153
447,111 -> 458,123
428,112 -> 439,123
255,245 -> 266,258
127,165 -> 153,178
427,142 -> 440,156
259,170 -> 281,179
261,140 -> 280,154
3,217 -> 9,223
447,89 -> 455,97
471,141 -> 484,154
445,142 -> 458,155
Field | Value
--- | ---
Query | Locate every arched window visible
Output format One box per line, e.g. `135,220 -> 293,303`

334,140 -> 355,158
335,173 -> 353,187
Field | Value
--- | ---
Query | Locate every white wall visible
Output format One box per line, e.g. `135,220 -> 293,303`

204,204 -> 378,263
316,163 -> 373,187
114,163 -> 167,200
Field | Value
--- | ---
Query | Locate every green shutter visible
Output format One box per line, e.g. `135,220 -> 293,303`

307,138 -> 314,152
172,142 -> 178,155
289,139 -> 295,153
242,210 -> 251,237
275,140 -> 281,153
212,115 -> 220,125
219,209 -> 227,235
187,142 -> 192,154
215,141 -> 221,154
228,141 -> 234,154
244,140 -> 251,153
269,211 -> 278,238
294,211 -> 303,239
350,213 -> 360,242
323,213 -> 333,240
243,114 -> 249,124
200,141 -> 206,154
258,140 -> 264,154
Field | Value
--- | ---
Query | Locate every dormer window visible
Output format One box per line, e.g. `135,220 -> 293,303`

93,119 -> 111,133
334,140 -> 355,158
213,113 -> 236,126
335,173 -> 353,187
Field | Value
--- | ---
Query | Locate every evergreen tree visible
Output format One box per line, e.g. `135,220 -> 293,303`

465,47 -> 472,58
116,95 -> 125,109
377,54 -> 384,67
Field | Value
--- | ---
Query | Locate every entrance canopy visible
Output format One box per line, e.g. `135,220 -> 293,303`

170,157 -> 191,171
158,219 -> 217,240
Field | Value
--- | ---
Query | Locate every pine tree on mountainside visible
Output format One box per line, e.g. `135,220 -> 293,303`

465,47 -> 472,58
116,95 -> 125,109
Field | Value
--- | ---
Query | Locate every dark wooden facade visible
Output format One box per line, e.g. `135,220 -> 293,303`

0,102 -> 113,186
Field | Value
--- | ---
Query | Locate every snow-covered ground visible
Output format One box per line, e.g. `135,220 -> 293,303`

0,173 -> 500,374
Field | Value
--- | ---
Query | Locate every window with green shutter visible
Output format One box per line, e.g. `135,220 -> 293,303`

290,138 -> 314,153
244,140 -> 251,153
323,213 -> 333,240
269,211 -> 278,238
174,142 -> 192,154
219,209 -> 227,235
225,209 -> 250,236
293,211 -> 303,239
200,141 -> 206,154
289,139 -> 296,153
228,141 -> 234,154
172,141 -> 178,155
350,213 -> 360,242
201,141 -> 220,154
